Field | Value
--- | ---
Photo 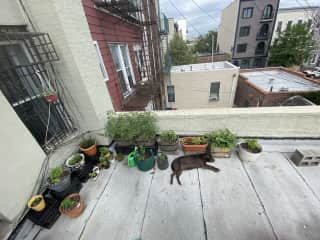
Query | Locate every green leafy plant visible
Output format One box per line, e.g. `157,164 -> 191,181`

48,165 -> 64,184
244,139 -> 262,153
105,112 -> 157,142
160,130 -> 177,144
188,137 -> 207,145
206,129 -> 237,149
68,154 -> 82,166
80,137 -> 95,149
158,153 -> 167,161
98,147 -> 111,167
88,172 -> 97,178
60,198 -> 77,211
135,146 -> 147,161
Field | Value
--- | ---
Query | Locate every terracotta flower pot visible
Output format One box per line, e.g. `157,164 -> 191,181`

59,193 -> 84,218
80,143 -> 97,157
28,195 -> 46,212
181,137 -> 208,153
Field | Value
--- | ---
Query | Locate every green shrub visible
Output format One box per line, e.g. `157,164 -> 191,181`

60,198 -> 77,211
68,154 -> 82,166
158,153 -> 167,161
160,130 -> 177,144
184,137 -> 207,145
48,165 -> 64,184
206,129 -> 237,149
105,112 -> 157,141
80,137 -> 95,149
244,139 -> 261,152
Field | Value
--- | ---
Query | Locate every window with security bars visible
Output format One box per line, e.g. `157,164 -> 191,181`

209,82 -> 220,101
0,30 -> 73,152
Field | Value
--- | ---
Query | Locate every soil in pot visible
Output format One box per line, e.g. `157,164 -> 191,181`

31,197 -> 42,208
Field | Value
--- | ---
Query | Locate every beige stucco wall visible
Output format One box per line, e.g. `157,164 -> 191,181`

155,106 -> 320,138
0,0 -> 26,25
217,0 -> 239,54
168,66 -> 239,109
0,92 -> 46,222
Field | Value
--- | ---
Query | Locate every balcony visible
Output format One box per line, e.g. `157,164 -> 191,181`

256,31 -> 270,40
8,107 -> 320,240
260,13 -> 274,23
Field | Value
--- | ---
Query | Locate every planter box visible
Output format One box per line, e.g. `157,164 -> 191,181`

211,145 -> 232,158
134,150 -> 155,171
115,140 -> 135,155
181,137 -> 208,154
238,143 -> 262,162
158,139 -> 179,152
136,139 -> 156,147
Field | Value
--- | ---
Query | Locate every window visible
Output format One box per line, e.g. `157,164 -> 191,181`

133,44 -> 145,80
287,21 -> 292,29
262,5 -> 273,19
255,42 -> 265,54
167,85 -> 175,102
276,21 -> 282,33
240,59 -> 250,69
298,19 -> 303,25
209,82 -> 220,101
258,24 -> 269,38
237,43 -> 247,53
239,26 -> 250,37
242,7 -> 253,19
109,43 -> 135,96
254,58 -> 264,67
93,41 -> 109,81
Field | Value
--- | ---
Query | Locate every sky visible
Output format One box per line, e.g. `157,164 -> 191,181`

159,0 -> 320,39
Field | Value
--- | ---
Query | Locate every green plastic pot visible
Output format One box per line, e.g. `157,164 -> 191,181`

134,150 -> 155,171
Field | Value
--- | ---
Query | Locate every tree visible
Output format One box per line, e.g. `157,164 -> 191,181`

169,33 -> 195,65
268,22 -> 314,67
193,30 -> 218,54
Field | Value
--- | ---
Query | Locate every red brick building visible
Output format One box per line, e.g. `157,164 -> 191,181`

82,0 -> 162,111
235,67 -> 320,107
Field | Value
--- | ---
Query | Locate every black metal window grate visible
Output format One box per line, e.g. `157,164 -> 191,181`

0,29 -> 73,153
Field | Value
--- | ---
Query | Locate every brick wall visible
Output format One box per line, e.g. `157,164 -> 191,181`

83,0 -> 143,111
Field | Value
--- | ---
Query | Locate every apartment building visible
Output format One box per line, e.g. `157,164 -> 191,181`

272,6 -> 320,67
165,62 -> 239,109
217,0 -> 280,69
235,67 -> 320,107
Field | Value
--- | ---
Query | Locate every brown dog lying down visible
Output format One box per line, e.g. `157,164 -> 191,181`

170,152 -> 220,185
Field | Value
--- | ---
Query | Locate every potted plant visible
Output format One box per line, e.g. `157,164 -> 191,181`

158,130 -> 179,152
134,146 -> 155,171
238,139 -> 263,162
65,153 -> 85,168
98,147 -> 112,169
157,153 -> 169,170
42,90 -> 58,104
47,165 -> 71,192
135,112 -> 157,147
59,193 -> 84,218
105,112 -> 136,148
181,136 -> 208,153
27,195 -> 46,212
80,137 -> 97,157
206,129 -> 237,158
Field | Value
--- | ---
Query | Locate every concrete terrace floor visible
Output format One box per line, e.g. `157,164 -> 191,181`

14,140 -> 320,240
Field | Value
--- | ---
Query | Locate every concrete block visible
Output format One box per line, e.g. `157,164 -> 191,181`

291,149 -> 320,166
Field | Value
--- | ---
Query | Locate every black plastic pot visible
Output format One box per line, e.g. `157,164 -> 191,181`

157,154 -> 169,170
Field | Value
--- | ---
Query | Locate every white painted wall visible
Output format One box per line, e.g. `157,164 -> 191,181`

23,0 -> 114,140
0,0 -> 26,25
272,8 -> 315,41
177,19 -> 187,41
167,63 -> 239,109
155,106 -> 320,138
0,91 -> 45,222
217,0 -> 239,54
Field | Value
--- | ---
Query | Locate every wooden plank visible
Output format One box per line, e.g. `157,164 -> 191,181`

141,153 -> 206,240
244,152 -> 320,240
199,154 -> 275,240
79,161 -> 153,240
36,162 -> 118,240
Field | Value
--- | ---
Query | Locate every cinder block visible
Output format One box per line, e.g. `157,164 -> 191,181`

291,149 -> 320,167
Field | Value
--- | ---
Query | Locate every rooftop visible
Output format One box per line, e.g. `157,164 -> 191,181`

171,61 -> 237,73
241,69 -> 320,93
278,6 -> 319,12
12,139 -> 320,240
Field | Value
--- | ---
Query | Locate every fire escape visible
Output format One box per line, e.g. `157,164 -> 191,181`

93,0 -> 164,110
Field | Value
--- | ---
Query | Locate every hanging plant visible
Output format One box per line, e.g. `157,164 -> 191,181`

42,90 -> 58,104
